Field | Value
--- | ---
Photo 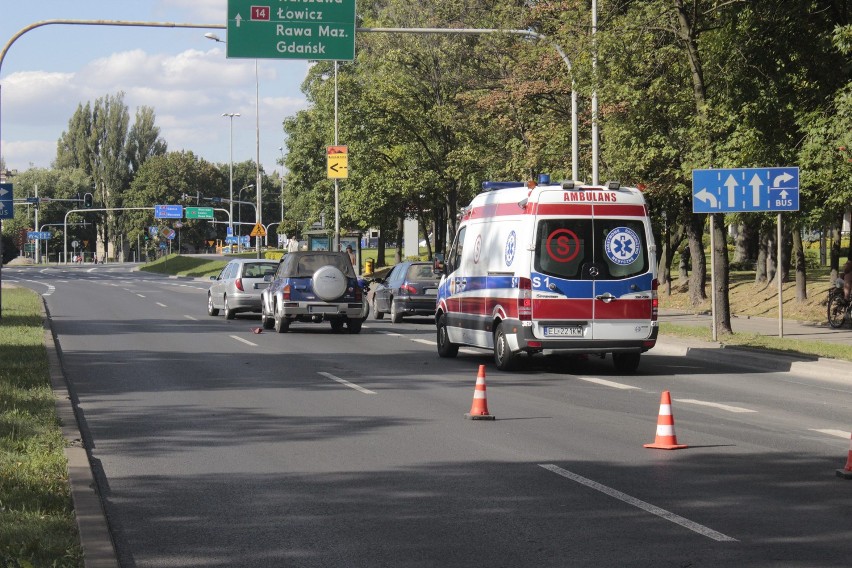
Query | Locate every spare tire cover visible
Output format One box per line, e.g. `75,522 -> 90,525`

312,265 -> 348,301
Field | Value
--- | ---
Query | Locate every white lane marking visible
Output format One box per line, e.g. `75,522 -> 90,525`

381,331 -> 404,337
411,338 -> 434,345
15,279 -> 56,296
136,294 -> 145,298
539,464 -> 737,542
810,429 -> 850,439
576,377 -> 639,390
317,371 -> 376,395
229,335 -> 257,347
156,302 -> 168,308
675,399 -> 756,413
184,315 -> 198,321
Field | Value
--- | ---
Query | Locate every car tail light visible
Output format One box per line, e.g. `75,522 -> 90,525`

651,278 -> 658,321
518,277 -> 532,321
235,278 -> 244,292
354,285 -> 362,301
282,284 -> 291,301
400,284 -> 417,295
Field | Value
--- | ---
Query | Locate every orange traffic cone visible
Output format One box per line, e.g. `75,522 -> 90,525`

465,365 -> 495,420
836,433 -> 852,479
644,391 -> 687,450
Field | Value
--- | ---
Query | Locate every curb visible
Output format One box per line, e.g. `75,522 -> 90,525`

653,336 -> 852,382
42,298 -> 119,568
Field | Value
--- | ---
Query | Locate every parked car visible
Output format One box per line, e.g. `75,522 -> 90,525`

260,251 -> 367,333
370,261 -> 441,323
207,259 -> 279,320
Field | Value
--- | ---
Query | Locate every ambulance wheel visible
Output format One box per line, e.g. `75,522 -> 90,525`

494,322 -> 517,371
612,353 -> 640,373
436,314 -> 459,358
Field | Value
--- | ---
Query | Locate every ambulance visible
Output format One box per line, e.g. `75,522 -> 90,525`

435,176 -> 658,372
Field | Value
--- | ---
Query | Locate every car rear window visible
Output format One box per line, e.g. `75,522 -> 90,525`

242,263 -> 278,278
281,253 -> 355,277
406,264 -> 440,281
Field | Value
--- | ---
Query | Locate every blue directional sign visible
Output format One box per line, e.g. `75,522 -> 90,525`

0,184 -> 13,219
692,167 -> 799,213
154,204 -> 183,219
27,231 -> 51,240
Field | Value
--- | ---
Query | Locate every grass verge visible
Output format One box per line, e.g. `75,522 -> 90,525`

0,287 -> 82,567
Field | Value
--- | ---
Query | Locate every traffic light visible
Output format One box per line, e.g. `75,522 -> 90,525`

83,193 -> 93,208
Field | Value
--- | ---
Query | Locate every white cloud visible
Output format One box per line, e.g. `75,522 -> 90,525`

1,45 -> 310,172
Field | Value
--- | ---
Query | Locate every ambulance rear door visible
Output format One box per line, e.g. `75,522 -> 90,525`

531,194 -> 653,341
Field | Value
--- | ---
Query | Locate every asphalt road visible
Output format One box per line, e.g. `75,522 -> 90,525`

5,263 -> 852,567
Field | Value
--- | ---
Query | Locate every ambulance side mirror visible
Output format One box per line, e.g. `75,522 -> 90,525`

433,254 -> 446,275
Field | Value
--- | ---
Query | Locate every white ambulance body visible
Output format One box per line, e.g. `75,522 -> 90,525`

435,179 -> 658,372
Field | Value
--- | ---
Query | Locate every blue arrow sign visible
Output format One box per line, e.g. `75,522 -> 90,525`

27,231 -> 52,240
154,204 -> 183,219
692,167 -> 799,213
0,184 -> 13,219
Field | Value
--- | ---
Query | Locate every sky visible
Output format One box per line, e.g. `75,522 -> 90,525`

0,0 -> 312,176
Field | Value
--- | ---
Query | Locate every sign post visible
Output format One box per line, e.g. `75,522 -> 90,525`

692,167 -> 799,339
226,0 -> 356,61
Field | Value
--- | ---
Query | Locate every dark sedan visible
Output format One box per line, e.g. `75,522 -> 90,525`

370,261 -> 440,323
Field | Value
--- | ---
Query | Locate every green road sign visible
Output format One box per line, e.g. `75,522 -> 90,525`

226,0 -> 356,61
186,207 -> 215,220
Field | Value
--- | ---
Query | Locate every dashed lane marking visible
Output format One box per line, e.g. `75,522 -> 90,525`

317,372 -> 376,394
135,294 -> 145,298
576,377 -> 640,390
184,315 -> 198,321
675,399 -> 756,413
810,429 -> 850,439
156,302 -> 167,308
229,335 -> 257,347
539,464 -> 737,542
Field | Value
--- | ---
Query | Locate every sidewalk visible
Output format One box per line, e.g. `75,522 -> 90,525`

656,308 -> 852,381
659,308 -> 852,346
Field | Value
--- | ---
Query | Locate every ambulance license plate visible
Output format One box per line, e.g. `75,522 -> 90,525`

544,326 -> 583,337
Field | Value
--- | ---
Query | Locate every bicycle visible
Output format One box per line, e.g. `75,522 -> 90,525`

827,282 -> 851,329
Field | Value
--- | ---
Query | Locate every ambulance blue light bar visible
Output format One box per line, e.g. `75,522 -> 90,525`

482,181 -> 524,191
482,174 -> 552,192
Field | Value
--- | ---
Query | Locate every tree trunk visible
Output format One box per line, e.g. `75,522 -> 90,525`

766,232 -> 777,284
678,245 -> 690,287
712,213 -> 732,334
755,229 -> 768,284
830,217 -> 843,280
394,216 -> 404,264
792,229 -> 807,301
686,212 -> 707,307
376,230 -> 387,268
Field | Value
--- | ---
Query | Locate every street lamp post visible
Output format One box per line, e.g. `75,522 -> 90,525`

279,146 -> 285,240
222,112 -> 240,237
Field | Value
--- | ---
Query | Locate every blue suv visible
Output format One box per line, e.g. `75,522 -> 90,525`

260,251 -> 367,333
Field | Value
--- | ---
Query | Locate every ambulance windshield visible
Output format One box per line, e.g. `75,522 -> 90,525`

534,219 -> 648,280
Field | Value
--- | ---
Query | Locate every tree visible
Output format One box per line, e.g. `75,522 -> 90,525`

126,106 -> 167,175
125,151 -> 225,255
